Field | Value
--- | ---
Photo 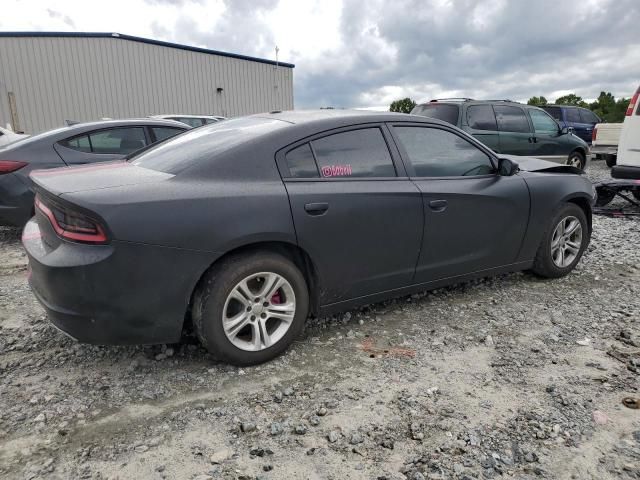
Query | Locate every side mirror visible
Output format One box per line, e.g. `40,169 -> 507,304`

498,157 -> 519,176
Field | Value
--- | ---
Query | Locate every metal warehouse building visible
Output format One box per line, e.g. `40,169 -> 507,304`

0,32 -> 295,134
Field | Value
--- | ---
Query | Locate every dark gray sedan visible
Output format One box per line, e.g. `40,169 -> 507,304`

23,110 -> 595,365
0,118 -> 189,226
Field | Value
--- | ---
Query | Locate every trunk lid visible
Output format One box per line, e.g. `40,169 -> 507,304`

30,160 -> 174,196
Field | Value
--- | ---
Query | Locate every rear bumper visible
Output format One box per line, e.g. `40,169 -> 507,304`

0,173 -> 34,227
612,165 -> 640,180
23,217 -> 217,345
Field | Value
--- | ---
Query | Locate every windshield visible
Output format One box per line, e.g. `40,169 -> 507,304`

411,104 -> 460,125
131,116 -> 288,174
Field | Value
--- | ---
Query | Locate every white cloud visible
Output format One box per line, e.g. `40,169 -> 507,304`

0,0 -> 638,109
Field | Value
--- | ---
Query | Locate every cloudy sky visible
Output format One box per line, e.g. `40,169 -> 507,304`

2,0 -> 639,109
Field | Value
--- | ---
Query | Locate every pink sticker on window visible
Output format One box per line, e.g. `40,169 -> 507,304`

321,164 -> 352,177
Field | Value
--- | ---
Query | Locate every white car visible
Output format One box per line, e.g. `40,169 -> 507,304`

614,85 -> 640,179
593,85 -> 640,207
0,126 -> 28,147
150,114 -> 226,128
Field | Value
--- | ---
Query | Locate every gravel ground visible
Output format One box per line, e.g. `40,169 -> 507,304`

1,160 -> 639,480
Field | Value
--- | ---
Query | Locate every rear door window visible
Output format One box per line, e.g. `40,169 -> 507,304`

565,108 -> 581,123
89,127 -> 147,154
285,143 -> 319,178
466,105 -> 497,130
410,104 -> 460,125
494,106 -> 531,133
311,128 -> 396,178
394,126 -> 494,177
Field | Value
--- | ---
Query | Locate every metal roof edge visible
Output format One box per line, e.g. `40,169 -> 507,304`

0,31 -> 295,68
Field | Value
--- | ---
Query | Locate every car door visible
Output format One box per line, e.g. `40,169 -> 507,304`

54,127 -> 150,165
278,125 -> 424,305
494,105 -> 535,155
389,123 -> 530,283
565,107 -> 590,143
465,104 -> 501,152
578,109 -> 599,144
527,108 -> 571,161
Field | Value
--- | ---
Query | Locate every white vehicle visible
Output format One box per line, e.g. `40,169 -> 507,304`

0,126 -> 28,147
150,114 -> 226,128
615,86 -> 640,177
594,84 -> 640,208
591,122 -> 623,167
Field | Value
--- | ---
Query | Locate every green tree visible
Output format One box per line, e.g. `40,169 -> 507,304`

527,96 -> 548,106
554,93 -> 588,108
588,91 -> 628,122
390,98 -> 417,114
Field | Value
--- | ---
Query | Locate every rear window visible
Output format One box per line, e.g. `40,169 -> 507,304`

131,117 -> 287,174
0,126 -> 69,152
286,143 -> 319,178
579,109 -> 599,124
542,106 -> 562,121
171,117 -> 205,128
411,104 -> 460,125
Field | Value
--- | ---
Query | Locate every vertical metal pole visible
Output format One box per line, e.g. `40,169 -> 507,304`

8,92 -> 20,133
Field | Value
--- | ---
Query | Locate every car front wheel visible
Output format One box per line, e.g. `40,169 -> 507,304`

566,151 -> 585,170
531,203 -> 589,278
193,252 -> 309,366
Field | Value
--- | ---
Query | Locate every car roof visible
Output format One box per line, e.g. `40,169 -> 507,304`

251,109 -> 444,127
0,118 -> 189,149
416,99 -> 526,107
543,104 -> 588,109
152,114 -> 222,119
72,118 -> 189,128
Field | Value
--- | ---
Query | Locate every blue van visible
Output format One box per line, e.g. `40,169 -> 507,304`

540,105 -> 600,144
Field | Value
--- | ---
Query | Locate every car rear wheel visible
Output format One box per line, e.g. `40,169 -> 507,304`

605,155 -> 617,168
192,252 -> 309,366
531,203 -> 589,278
566,151 -> 585,170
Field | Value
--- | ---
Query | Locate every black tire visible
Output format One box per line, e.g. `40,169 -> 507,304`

605,155 -> 617,168
192,251 -> 309,366
566,151 -> 585,170
531,203 -> 589,278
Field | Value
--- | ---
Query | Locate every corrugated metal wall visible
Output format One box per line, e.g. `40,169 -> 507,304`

0,35 -> 294,133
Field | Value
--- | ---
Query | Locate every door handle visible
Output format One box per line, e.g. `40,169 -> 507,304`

304,202 -> 329,216
428,199 -> 447,212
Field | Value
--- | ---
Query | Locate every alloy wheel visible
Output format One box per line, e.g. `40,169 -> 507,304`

567,154 -> 583,168
222,272 -> 296,351
550,216 -> 583,268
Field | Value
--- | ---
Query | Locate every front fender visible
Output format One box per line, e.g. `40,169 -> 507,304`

517,172 -> 594,262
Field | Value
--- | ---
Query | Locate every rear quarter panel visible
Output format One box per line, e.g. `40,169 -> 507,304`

517,172 -> 594,262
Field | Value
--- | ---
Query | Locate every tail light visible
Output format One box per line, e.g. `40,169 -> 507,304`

34,195 -> 108,244
592,126 -> 597,142
626,88 -> 639,116
0,160 -> 28,175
